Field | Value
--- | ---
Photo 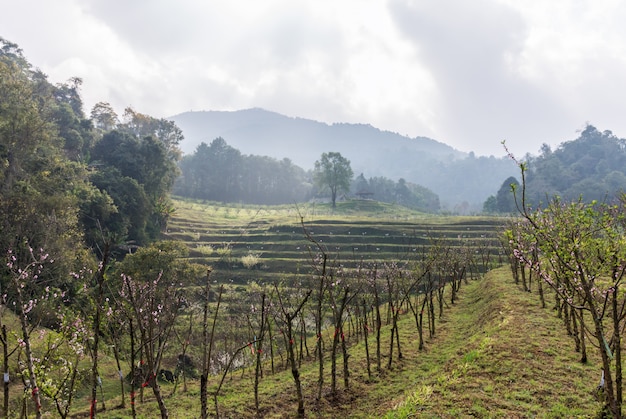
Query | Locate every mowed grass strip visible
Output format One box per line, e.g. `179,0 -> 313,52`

385,267 -> 603,419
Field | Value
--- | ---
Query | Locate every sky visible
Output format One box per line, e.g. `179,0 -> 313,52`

2,0 -> 626,158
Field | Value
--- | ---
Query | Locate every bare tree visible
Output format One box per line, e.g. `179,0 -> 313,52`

201,270 -> 222,419
273,283 -> 312,417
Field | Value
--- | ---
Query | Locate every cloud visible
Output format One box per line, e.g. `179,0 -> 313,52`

3,0 -> 626,157
387,0 -> 568,154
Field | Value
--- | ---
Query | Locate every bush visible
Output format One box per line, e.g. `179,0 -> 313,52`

241,252 -> 261,269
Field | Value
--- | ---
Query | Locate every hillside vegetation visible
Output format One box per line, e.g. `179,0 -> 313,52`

486,125 -> 626,212
170,109 -> 518,210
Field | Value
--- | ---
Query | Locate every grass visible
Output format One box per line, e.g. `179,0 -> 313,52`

166,197 -> 505,285
385,268 -> 603,419
64,266 -> 605,418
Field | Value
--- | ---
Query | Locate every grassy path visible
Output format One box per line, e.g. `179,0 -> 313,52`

387,267 -> 603,418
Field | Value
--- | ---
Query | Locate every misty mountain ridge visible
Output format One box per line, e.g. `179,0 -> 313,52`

169,108 -> 517,211
171,108 -> 464,167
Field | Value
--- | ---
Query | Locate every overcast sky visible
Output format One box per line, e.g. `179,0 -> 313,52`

2,0 -> 626,157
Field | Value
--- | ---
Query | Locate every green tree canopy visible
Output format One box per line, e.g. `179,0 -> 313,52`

0,38 -> 96,295
313,152 -> 353,208
495,176 -> 520,213
90,130 -> 178,245
174,137 -> 311,204
523,125 -> 626,206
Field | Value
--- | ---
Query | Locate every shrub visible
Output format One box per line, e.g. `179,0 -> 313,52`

241,252 -> 261,269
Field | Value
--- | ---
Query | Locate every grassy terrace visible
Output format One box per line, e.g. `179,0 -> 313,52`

165,198 -> 506,283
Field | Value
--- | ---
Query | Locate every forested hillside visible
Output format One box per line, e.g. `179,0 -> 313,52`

524,125 -> 626,205
0,38 -> 201,417
3,36 -> 626,419
173,137 -> 441,212
170,109 -> 518,211
484,125 -> 626,212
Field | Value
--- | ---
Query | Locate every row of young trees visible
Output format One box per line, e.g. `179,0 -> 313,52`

0,221 -> 498,418
0,36 -> 491,418
504,150 -> 626,418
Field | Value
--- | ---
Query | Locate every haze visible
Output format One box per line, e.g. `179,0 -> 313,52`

2,0 -> 626,157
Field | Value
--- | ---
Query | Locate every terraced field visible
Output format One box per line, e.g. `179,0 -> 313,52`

164,198 -> 507,284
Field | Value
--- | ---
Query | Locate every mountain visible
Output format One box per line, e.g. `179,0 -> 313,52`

169,108 -> 517,211
171,108 -> 463,168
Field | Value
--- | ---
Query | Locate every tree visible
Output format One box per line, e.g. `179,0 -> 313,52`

353,173 -> 370,195
0,45 -> 96,299
120,107 -> 183,160
495,176 -> 519,213
90,102 -> 118,132
89,130 -> 179,244
482,195 -> 498,213
313,152 -> 353,208
115,241 -> 200,419
175,140 -> 312,204
505,144 -> 626,418
272,284 -> 312,417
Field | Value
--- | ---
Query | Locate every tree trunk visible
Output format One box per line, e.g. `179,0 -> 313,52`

578,309 -> 587,364
330,327 -> 339,394
387,324 -> 395,369
267,317 -> 275,375
419,295 -> 428,350
287,320 -> 305,417
362,300 -> 371,380
129,319 -> 137,419
373,279 -> 382,374
341,324 -> 350,389
91,245 -> 109,418
151,380 -> 169,419
254,293 -> 266,414
112,337 -> 125,408
2,324 -> 9,418
612,289 -> 622,416
15,286 -> 42,419
315,255 -> 327,402
202,282 -> 222,419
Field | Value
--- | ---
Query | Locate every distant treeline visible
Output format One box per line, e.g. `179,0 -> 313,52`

352,173 -> 440,212
174,137 -> 441,212
174,137 -> 312,204
484,125 -> 626,212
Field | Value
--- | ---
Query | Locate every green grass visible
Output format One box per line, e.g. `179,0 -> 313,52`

382,268 -> 603,419
165,197 -> 505,285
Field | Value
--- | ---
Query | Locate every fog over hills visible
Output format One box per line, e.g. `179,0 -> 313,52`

170,108 -> 517,211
